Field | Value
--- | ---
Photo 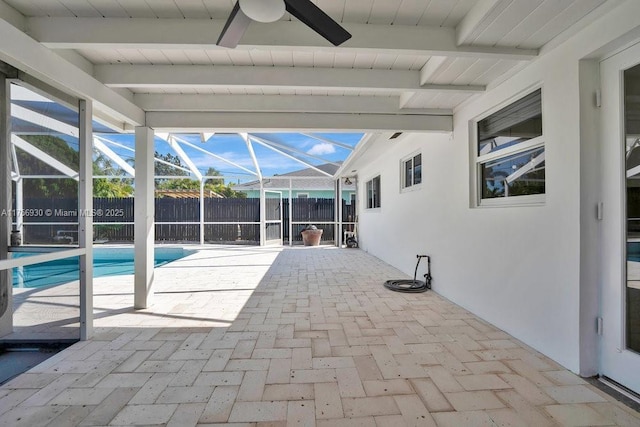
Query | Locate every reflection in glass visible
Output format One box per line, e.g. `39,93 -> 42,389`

366,176 -> 380,209
414,154 -> 422,185
625,63 -> 640,353
478,89 -> 542,156
403,154 -> 422,189
481,147 -> 545,199
404,160 -> 413,188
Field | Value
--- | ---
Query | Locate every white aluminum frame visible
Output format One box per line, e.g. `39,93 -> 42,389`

471,86 -> 546,208
0,79 -> 93,340
263,190 -> 283,245
400,151 -> 423,191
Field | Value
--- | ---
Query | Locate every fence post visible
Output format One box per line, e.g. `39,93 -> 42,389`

199,180 -> 204,245
259,180 -> 265,246
335,178 -> 342,248
288,178 -> 293,246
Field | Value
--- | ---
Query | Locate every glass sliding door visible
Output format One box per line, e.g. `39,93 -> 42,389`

625,63 -> 640,354
2,82 -> 82,342
600,42 -> 640,394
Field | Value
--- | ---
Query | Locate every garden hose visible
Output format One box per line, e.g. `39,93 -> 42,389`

383,254 -> 432,293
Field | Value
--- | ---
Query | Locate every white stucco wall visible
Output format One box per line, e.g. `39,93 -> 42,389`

356,125 -> 581,371
350,1 -> 640,373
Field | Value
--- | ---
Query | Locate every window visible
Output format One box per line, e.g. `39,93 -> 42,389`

366,176 -> 381,209
402,153 -> 422,189
475,88 -> 544,204
297,193 -> 309,199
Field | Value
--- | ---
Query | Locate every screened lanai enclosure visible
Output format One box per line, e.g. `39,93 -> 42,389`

9,83 -> 361,247
0,75 -> 362,345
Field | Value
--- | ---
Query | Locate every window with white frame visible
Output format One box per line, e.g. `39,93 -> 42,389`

366,176 -> 381,209
475,88 -> 544,204
402,153 -> 422,189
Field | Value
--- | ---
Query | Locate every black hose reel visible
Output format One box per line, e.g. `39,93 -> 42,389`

383,254 -> 432,293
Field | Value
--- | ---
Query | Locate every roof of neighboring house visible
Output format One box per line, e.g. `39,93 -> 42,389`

155,189 -> 224,199
276,162 -> 340,177
235,163 -> 355,191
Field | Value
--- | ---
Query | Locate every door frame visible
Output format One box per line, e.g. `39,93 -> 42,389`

263,190 -> 283,245
598,40 -> 640,394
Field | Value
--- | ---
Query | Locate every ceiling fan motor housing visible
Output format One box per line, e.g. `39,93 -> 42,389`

238,0 -> 286,23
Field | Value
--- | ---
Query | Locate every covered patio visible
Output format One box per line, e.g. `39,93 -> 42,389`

0,246 -> 638,426
4,0 -> 640,422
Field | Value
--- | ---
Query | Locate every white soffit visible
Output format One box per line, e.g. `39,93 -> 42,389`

0,0 -> 613,131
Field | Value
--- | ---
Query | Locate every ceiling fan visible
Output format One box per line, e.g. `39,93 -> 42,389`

217,0 -> 352,48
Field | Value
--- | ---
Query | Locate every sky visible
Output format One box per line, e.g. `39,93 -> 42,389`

96,132 -> 364,183
10,83 -> 365,183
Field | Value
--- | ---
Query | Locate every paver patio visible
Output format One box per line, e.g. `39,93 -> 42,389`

0,246 -> 639,426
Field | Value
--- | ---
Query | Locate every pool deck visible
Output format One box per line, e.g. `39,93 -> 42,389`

1,246 -> 639,426
7,246 -> 195,341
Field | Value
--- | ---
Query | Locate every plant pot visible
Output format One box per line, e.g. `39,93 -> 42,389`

301,229 -> 323,246
10,230 -> 22,246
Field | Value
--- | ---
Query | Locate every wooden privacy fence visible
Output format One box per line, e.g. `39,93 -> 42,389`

18,197 -> 356,245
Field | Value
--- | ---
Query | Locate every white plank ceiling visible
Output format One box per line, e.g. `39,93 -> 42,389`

0,0 -> 613,131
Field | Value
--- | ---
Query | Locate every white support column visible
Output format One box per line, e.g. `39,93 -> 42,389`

354,177 -> 359,245
199,179 -> 205,245
0,71 -> 13,337
78,99 -> 93,340
259,180 -> 266,246
288,178 -> 293,246
134,127 -> 155,309
336,178 -> 342,248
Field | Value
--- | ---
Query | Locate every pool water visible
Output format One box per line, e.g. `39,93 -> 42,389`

12,247 -> 194,289
629,242 -> 640,262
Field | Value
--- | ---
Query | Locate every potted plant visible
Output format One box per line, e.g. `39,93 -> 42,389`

301,224 -> 323,246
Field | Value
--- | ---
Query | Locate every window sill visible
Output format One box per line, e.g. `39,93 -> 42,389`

401,184 -> 422,194
477,194 -> 545,208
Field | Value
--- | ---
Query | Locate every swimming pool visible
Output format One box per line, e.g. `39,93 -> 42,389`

12,247 -> 194,289
629,241 -> 640,262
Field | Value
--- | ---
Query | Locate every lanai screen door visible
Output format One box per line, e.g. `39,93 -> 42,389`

264,190 -> 283,245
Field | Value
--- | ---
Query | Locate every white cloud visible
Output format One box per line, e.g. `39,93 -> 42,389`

307,143 -> 336,156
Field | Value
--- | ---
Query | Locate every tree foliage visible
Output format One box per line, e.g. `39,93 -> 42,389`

16,135 -> 134,198
154,152 -> 188,178
16,135 -> 79,198
212,182 -> 246,199
93,151 -> 134,197
93,178 -> 133,197
154,155 -> 246,198
16,139 -> 244,199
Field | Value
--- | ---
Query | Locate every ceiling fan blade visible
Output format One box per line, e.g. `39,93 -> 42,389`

284,0 -> 351,46
217,2 -> 252,48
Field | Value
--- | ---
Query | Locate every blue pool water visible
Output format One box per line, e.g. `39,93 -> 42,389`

628,241 -> 640,262
12,247 -> 194,289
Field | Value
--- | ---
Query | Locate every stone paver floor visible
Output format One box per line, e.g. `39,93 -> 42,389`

1,246 -> 639,426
